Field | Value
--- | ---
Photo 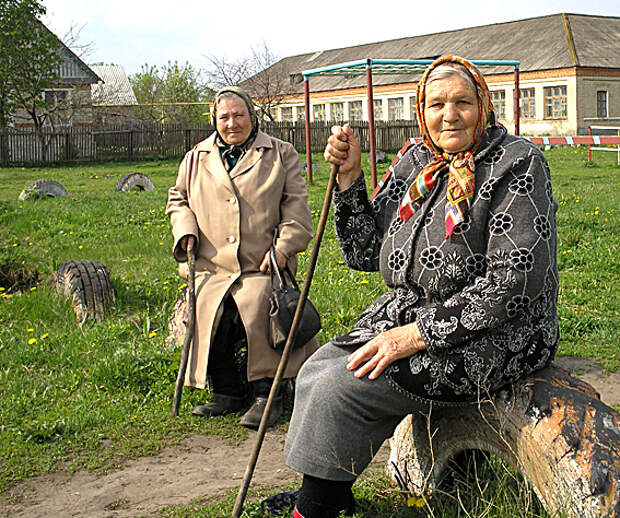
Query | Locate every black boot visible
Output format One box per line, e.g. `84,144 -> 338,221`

192,393 -> 247,417
239,378 -> 282,429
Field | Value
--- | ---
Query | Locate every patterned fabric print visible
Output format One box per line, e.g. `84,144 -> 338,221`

400,56 -> 494,240
332,126 -> 560,404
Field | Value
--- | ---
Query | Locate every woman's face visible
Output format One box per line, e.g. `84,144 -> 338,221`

216,95 -> 252,145
424,74 -> 479,154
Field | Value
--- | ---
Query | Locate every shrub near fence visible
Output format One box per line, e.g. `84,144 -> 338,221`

0,120 -> 420,165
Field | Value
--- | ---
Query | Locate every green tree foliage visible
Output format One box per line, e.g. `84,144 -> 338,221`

130,61 -> 213,124
0,0 -> 63,128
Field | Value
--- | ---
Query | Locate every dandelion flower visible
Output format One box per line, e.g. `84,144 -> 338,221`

41,333 -> 49,339
0,287 -> 4,292
30,286 -> 36,291
148,331 -> 157,338
27,328 -> 34,333
28,337 -> 36,345
78,245 -> 83,249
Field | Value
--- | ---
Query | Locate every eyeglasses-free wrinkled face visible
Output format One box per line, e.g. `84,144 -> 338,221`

215,95 -> 253,146
423,75 -> 480,154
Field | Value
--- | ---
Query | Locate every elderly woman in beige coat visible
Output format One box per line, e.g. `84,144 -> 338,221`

166,87 -> 318,428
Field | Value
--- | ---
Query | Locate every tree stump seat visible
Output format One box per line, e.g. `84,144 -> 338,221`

387,364 -> 620,518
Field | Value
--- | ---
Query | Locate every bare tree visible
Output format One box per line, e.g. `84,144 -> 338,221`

204,41 -> 291,121
61,21 -> 95,61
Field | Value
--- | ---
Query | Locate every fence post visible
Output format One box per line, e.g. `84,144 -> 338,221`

128,130 -> 134,159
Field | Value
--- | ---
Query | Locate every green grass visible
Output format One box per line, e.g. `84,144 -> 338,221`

0,146 -> 617,516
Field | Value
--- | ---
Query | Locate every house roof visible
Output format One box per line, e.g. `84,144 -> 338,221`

39,22 -> 101,85
259,13 -> 620,95
91,65 -> 138,105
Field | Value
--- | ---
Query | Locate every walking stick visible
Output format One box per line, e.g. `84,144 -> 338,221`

171,239 -> 196,417
231,164 -> 339,517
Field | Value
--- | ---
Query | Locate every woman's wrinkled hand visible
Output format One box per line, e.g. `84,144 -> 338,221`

346,323 -> 427,380
324,124 -> 362,191
259,247 -> 287,274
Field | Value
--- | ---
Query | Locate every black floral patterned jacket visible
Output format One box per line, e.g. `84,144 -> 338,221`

332,125 -> 560,404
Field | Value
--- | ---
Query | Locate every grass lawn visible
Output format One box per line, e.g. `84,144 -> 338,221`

0,145 -> 618,517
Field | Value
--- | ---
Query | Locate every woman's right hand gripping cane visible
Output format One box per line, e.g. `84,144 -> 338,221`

324,123 -> 363,191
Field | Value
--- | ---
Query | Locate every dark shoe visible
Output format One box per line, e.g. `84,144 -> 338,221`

239,396 -> 282,429
260,489 -> 299,515
191,393 -> 246,417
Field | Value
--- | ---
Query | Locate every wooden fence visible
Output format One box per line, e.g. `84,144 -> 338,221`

0,120 -> 420,166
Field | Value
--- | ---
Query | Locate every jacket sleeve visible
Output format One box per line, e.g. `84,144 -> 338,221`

333,164 -> 406,271
416,149 -> 559,354
166,151 -> 199,263
274,142 -> 314,258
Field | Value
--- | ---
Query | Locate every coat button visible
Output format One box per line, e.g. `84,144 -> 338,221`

228,197 -> 236,204
227,236 -> 236,243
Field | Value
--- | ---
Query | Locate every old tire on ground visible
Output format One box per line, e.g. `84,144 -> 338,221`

115,172 -> 154,192
18,179 -> 68,201
56,260 -> 115,323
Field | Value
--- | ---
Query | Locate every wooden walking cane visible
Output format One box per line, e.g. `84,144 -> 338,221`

231,164 -> 339,517
171,239 -> 196,417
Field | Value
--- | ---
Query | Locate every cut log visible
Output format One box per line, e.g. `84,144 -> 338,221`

387,365 -> 620,518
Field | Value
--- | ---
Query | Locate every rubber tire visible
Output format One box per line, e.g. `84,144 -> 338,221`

56,260 -> 115,323
115,172 -> 154,192
18,179 -> 68,201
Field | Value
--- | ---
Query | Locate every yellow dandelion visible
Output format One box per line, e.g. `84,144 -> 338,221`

30,286 -> 36,291
27,328 -> 34,333
148,331 -> 157,338
41,333 -> 49,339
163,281 -> 169,285
159,242 -> 164,246
78,245 -> 83,249
178,284 -> 187,290
28,337 -> 36,345
407,496 -> 426,508
360,280 -> 369,285
0,287 -> 4,292
12,243 -> 17,247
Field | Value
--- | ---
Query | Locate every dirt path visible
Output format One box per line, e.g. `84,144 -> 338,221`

3,357 -> 618,518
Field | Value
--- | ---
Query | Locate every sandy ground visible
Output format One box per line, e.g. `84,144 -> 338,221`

2,356 -> 618,518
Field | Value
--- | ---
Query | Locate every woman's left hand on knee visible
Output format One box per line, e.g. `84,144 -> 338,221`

346,323 -> 426,380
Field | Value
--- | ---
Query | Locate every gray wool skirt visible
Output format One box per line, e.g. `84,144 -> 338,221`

284,342 -> 430,481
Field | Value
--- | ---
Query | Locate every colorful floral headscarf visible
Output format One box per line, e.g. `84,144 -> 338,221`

399,55 -> 494,239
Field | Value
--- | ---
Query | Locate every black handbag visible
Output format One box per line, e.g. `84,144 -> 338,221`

268,246 -> 321,351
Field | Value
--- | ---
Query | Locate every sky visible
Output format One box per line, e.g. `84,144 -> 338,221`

41,0 -> 620,78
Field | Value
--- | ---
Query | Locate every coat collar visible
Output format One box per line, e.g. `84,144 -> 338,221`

195,131 -> 274,185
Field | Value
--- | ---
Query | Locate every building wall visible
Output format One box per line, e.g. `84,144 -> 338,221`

577,70 -> 620,135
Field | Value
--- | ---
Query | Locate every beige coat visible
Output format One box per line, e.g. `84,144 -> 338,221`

166,131 -> 319,388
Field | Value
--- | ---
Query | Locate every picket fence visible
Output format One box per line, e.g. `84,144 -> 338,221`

0,120 -> 420,166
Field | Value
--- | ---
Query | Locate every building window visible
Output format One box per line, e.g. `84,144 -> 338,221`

280,106 -> 293,121
409,96 -> 417,122
331,102 -> 344,121
491,90 -> 506,119
597,91 -> 608,118
544,86 -> 567,119
388,97 -> 404,120
373,99 -> 383,120
519,88 -> 536,119
312,104 -> 325,121
349,101 -> 362,120
295,106 -> 305,121
42,89 -> 72,126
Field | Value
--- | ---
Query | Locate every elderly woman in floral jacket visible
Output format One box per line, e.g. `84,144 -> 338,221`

264,56 -> 559,518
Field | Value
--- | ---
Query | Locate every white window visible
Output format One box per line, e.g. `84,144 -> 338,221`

42,89 -> 73,126
519,88 -> 536,119
388,98 -> 404,120
491,90 -> 506,119
349,101 -> 362,120
544,86 -> 567,119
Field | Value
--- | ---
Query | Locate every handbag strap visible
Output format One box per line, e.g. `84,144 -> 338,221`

269,245 -> 298,290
